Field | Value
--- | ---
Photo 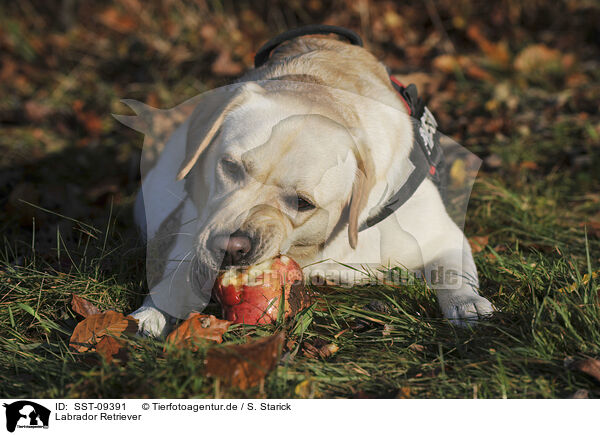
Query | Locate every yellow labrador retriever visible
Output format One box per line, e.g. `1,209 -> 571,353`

129,27 -> 493,337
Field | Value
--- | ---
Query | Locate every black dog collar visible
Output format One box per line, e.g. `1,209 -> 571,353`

254,25 -> 444,231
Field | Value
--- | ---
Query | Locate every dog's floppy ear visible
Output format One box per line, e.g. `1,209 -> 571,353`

347,156 -> 372,249
176,83 -> 264,180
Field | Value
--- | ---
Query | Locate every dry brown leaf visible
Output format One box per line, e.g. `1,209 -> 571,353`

302,340 -> 339,359
211,51 -> 243,76
465,64 -> 495,82
432,54 -> 494,81
571,358 -> 600,384
205,332 -> 285,389
98,7 -> 138,33
24,100 -> 52,123
449,159 -> 467,189
469,236 -> 490,254
95,336 -> 128,363
165,314 -> 232,350
397,386 -> 412,399
408,343 -> 425,352
432,54 -> 462,73
520,161 -> 539,170
72,100 -> 103,136
466,24 -> 511,67
69,310 -> 138,353
555,271 -> 599,294
514,44 -> 564,75
294,379 -> 320,398
570,389 -> 589,399
71,294 -> 101,318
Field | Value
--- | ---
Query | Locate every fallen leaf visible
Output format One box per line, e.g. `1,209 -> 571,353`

520,161 -> 539,170
294,379 -> 320,398
80,112 -> 103,136
24,100 -> 52,123
464,63 -> 495,82
302,340 -> 339,359
95,336 -> 128,363
397,386 -> 412,399
449,159 -> 467,188
432,54 -> 494,81
98,7 -> 138,33
71,294 -> 101,318
165,313 -> 232,350
72,100 -> 103,136
69,310 -> 138,353
469,236 -> 490,253
484,153 -> 503,169
205,332 -> 285,389
514,44 -> 564,76
382,324 -> 393,336
466,24 -> 511,67
432,54 -> 462,74
408,343 -> 425,352
320,343 -> 339,357
571,358 -> 600,384
570,389 -> 589,399
211,50 -> 243,76
555,271 -> 599,294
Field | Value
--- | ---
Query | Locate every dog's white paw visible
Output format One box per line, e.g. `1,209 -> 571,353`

438,292 -> 494,327
130,305 -> 171,338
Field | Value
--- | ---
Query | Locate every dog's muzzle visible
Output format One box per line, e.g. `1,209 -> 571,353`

201,203 -> 293,273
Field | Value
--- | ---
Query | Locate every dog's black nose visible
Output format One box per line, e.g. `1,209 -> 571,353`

209,231 -> 252,267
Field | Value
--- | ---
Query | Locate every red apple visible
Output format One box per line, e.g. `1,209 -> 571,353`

213,255 -> 310,324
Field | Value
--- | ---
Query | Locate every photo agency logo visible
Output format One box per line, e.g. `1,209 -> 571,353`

3,401 -> 50,432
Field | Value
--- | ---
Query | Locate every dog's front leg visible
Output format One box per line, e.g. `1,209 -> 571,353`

130,296 -> 172,338
131,199 -> 202,338
426,233 -> 494,326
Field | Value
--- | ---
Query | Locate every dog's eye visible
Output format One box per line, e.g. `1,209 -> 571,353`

296,195 -> 315,211
220,159 -> 244,181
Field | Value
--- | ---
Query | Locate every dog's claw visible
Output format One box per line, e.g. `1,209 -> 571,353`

130,305 -> 171,338
439,293 -> 494,327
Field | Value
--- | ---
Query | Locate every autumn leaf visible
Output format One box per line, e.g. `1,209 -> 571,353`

211,50 -> 243,76
520,161 -> 539,170
71,294 -> 101,318
72,100 -> 103,136
514,44 -> 565,76
449,159 -> 467,189
205,332 -> 285,389
98,7 -> 138,33
466,24 -> 511,67
432,54 -> 463,74
302,340 -> 339,359
469,236 -> 489,254
165,313 -> 232,350
24,100 -> 52,123
432,54 -> 494,82
555,271 -> 599,294
95,336 -> 129,363
397,386 -> 412,399
69,310 -> 138,353
294,379 -> 320,398
571,358 -> 600,384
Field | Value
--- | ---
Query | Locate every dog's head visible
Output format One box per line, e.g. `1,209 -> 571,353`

176,81 -> 374,285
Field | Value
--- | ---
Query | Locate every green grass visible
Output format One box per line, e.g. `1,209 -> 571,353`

1,0 -> 599,399
1,170 -> 598,398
